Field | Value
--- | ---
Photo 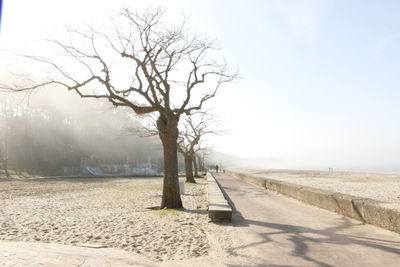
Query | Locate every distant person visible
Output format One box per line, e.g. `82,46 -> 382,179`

215,165 -> 219,173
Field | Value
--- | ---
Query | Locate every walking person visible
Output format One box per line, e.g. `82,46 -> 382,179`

215,164 -> 219,173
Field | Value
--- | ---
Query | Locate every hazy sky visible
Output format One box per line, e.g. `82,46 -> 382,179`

2,0 -> 400,172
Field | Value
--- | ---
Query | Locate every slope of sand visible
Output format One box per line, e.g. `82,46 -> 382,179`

0,177 -> 209,262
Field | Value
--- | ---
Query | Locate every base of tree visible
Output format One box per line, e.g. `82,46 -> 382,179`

160,193 -> 183,209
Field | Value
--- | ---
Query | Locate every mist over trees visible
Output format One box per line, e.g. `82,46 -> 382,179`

1,8 -> 236,208
0,88 -> 162,177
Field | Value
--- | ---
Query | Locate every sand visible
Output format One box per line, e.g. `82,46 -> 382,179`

230,169 -> 400,211
0,177 -> 209,262
2,172 -> 399,266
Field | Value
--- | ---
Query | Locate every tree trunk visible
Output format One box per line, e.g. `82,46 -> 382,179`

4,131 -> 9,178
184,154 -> 195,183
157,114 -> 183,209
193,155 -> 200,177
198,157 -> 204,173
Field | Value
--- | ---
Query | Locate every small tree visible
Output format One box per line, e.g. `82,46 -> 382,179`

177,123 -> 200,183
0,100 -> 11,177
0,8 -> 237,208
193,153 -> 200,178
178,112 -> 220,183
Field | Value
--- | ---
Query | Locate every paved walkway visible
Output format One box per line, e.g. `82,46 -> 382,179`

0,241 -> 155,266
213,172 -> 400,267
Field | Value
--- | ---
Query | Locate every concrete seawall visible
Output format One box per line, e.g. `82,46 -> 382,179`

225,169 -> 400,234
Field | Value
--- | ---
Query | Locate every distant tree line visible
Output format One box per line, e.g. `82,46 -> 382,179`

0,95 -> 162,177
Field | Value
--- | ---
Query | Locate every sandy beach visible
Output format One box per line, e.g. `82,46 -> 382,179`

0,177 -> 209,262
229,169 -> 400,211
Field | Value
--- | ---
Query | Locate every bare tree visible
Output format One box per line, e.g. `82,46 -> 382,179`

193,153 -> 200,178
0,100 -> 11,178
178,112 -> 221,183
0,8 -> 237,208
177,124 -> 200,183
192,147 -> 211,177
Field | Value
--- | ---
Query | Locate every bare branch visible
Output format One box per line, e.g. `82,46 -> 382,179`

177,111 -> 224,158
2,7 -> 237,136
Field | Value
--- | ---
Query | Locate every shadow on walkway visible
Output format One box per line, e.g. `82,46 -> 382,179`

213,173 -> 400,267
231,212 -> 400,266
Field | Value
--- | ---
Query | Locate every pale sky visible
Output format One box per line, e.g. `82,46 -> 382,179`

2,0 -> 400,172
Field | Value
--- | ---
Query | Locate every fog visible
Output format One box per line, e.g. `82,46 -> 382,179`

2,1 -> 400,175
0,81 -> 165,176
208,147 -> 400,174
3,80 -> 398,176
